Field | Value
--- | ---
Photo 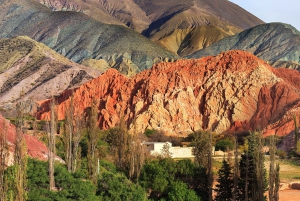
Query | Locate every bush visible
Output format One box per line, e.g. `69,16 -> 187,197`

276,149 -> 287,159
215,138 -> 234,151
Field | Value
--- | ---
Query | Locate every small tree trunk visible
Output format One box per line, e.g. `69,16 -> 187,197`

48,98 -> 57,191
269,135 -> 275,200
14,102 -> 28,200
294,116 -> 299,152
245,151 -> 249,201
269,135 -> 280,201
256,132 -> 265,201
208,132 -> 213,201
233,135 -> 239,201
0,120 -> 8,201
274,164 -> 280,201
87,98 -> 100,184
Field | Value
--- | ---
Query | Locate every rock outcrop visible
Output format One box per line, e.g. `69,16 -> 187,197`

37,51 -> 300,137
0,114 -> 59,166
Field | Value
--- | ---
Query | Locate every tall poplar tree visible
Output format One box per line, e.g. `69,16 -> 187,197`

269,135 -> 280,201
86,98 -> 100,184
238,131 -> 268,201
232,135 -> 239,201
215,159 -> 233,201
47,98 -> 57,191
0,120 -> 8,201
14,102 -> 28,200
192,130 -> 213,201
64,93 -> 83,173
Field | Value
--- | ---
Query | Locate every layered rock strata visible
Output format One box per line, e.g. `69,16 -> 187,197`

37,51 -> 300,136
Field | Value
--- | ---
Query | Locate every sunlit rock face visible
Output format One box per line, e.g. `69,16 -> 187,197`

38,50 -> 300,137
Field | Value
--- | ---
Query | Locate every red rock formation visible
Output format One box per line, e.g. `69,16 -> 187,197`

0,114 -> 58,166
37,50 -> 300,137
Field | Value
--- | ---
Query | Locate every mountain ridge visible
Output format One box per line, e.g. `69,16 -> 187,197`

188,23 -> 300,70
0,36 -> 102,105
37,50 -> 300,137
0,0 -> 178,74
33,0 -> 264,56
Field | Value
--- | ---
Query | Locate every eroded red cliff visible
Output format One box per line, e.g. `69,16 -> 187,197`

37,50 -> 300,136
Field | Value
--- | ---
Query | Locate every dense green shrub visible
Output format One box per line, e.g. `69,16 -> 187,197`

215,138 -> 234,151
140,158 -> 204,200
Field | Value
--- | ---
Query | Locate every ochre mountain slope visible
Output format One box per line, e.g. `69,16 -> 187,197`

37,51 -> 300,136
0,36 -> 101,105
0,114 -> 59,166
34,0 -> 264,56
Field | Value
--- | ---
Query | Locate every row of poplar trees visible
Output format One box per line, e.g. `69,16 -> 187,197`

0,94 -> 150,200
0,97 -> 285,201
215,131 -> 280,201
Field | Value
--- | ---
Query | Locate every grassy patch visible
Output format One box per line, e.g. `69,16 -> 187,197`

265,158 -> 300,183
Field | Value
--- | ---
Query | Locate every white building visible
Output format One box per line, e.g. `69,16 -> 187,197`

142,141 -> 194,158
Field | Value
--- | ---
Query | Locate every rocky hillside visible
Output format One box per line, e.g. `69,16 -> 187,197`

37,51 -> 300,137
0,114 -> 59,166
0,36 -> 101,105
0,0 -> 177,74
188,23 -> 300,70
34,0 -> 264,56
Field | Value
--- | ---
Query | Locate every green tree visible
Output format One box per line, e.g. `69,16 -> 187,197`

13,102 -> 28,200
85,99 -> 101,184
215,138 -> 234,151
140,158 -> 205,200
167,181 -> 201,201
97,171 -> 147,201
192,130 -> 213,201
238,131 -> 268,201
63,92 -> 83,173
26,158 -> 98,201
269,135 -> 280,201
294,116 -> 299,152
215,159 -> 233,201
192,130 -> 210,168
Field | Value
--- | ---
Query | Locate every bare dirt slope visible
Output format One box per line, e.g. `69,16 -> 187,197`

0,36 -> 101,105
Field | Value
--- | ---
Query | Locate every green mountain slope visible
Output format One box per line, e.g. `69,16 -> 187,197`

187,23 -> 300,70
0,0 -> 178,74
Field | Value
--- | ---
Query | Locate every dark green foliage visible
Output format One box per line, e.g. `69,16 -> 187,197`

276,149 -> 287,159
144,129 -> 156,138
14,158 -> 150,201
26,159 -> 98,200
140,158 -> 203,200
166,181 -> 201,201
215,138 -> 234,151
237,132 -> 268,201
97,171 -> 147,201
191,130 -> 211,168
215,160 -> 233,201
